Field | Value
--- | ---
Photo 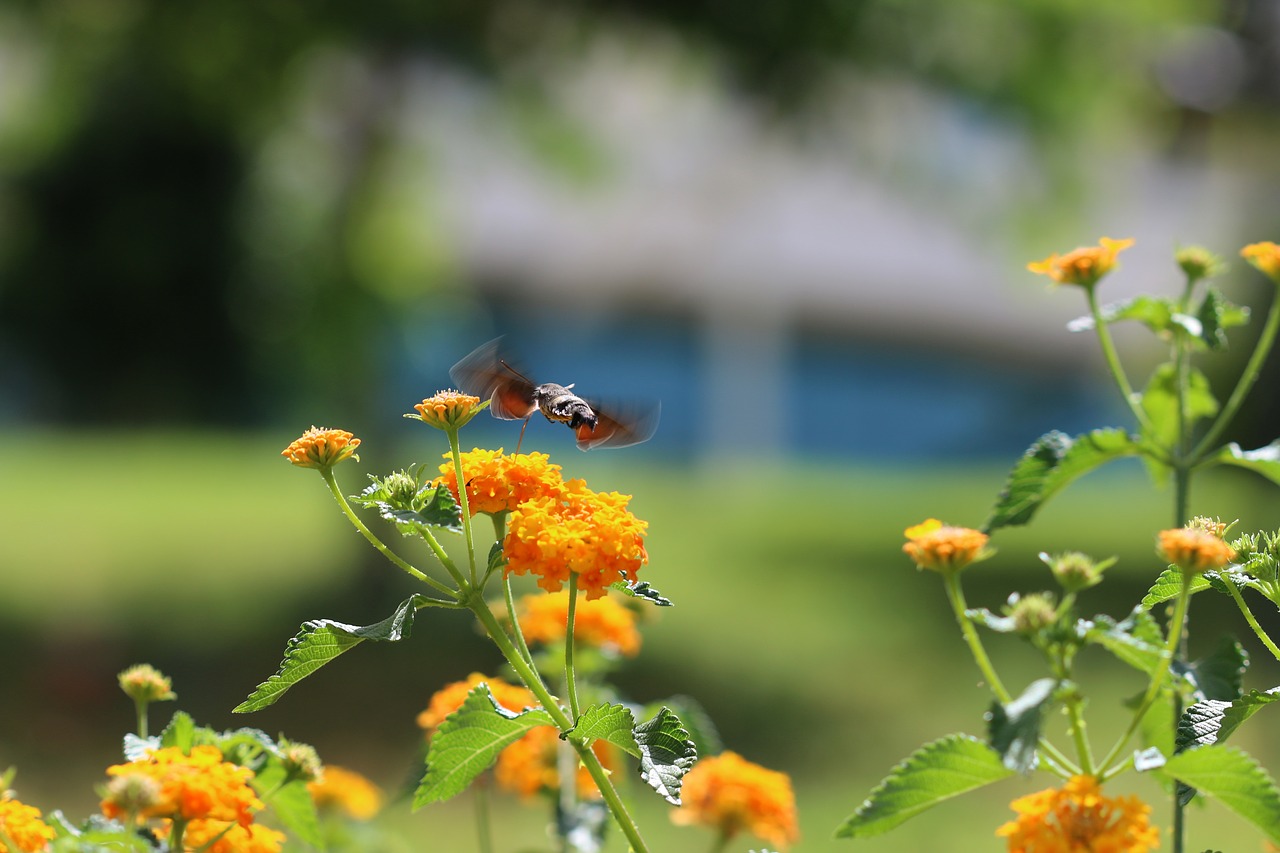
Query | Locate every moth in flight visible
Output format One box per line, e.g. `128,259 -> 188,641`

450,338 -> 660,451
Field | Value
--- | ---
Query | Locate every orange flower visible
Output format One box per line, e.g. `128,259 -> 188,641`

902,518 -> 991,573
1027,237 -> 1134,288
1242,241 -> 1280,283
493,726 -> 618,800
0,795 -> 55,853
117,663 -> 176,704
416,673 -> 536,734
308,766 -> 383,820
410,389 -> 483,431
435,448 -> 563,516
996,775 -> 1158,852
170,819 -> 286,853
516,591 -> 642,656
281,426 -> 361,470
102,745 -> 262,827
503,479 -> 649,600
672,752 -> 799,850
1158,527 -> 1236,575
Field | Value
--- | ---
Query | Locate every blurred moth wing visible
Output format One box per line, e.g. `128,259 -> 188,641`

574,399 -> 661,450
449,338 -> 537,420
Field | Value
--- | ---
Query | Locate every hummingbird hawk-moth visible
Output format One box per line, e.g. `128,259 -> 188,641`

450,338 -> 660,451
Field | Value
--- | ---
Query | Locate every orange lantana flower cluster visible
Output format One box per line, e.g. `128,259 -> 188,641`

1242,241 -> 1280,283
1158,526 -> 1236,575
411,389 -> 483,431
168,820 -> 286,853
1027,237 -> 1134,288
308,766 -> 383,821
281,427 -> 361,470
996,775 -> 1158,853
505,480 -> 649,600
902,519 -> 991,574
672,751 -> 800,850
517,590 -> 642,657
435,448 -> 564,516
0,795 -> 55,853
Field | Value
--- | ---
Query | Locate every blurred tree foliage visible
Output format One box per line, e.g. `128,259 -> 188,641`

0,0 -> 1266,425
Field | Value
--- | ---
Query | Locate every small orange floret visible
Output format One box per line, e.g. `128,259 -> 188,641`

903,519 -> 990,573
996,775 -> 1158,852
1158,527 -> 1235,575
435,448 -> 563,516
1241,241 -> 1280,284
412,389 -> 483,431
672,751 -> 800,850
1027,237 -> 1134,288
0,795 -> 56,853
308,766 -> 383,821
281,426 -> 361,470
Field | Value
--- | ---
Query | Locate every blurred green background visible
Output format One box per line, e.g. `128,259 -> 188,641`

3,1 -> 1280,850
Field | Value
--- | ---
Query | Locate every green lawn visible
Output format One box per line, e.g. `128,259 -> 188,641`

3,430 -> 1279,850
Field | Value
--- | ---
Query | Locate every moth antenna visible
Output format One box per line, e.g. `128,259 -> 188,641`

499,358 -> 535,385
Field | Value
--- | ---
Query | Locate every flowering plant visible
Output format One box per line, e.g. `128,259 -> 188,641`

839,239 -> 1280,851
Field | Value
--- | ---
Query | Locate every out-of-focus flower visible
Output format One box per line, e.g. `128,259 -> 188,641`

278,740 -> 322,784
1005,593 -> 1057,636
0,795 -> 55,853
1027,237 -> 1134,288
416,673 -> 536,735
671,751 -> 800,850
281,427 -> 361,470
996,775 -> 1158,852
516,591 -> 642,657
1175,245 -> 1226,281
902,519 -> 991,574
308,766 -> 383,821
1040,551 -> 1112,593
1242,241 -> 1280,284
1158,527 -> 1236,575
493,726 -> 617,800
102,745 -> 262,827
117,664 -> 176,703
410,390 -> 483,431
435,448 -> 563,516
504,479 -> 648,600
170,820 -> 286,853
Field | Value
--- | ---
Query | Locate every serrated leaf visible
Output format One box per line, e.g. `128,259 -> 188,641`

1212,441 -> 1280,487
235,595 -> 430,713
487,540 -> 505,574
1177,688 -> 1280,752
1139,363 -> 1219,457
1087,608 -> 1168,674
1164,745 -> 1280,843
1067,295 -> 1176,334
384,482 -> 463,533
649,695 -> 722,758
570,703 -> 641,758
1141,567 -> 1211,608
634,707 -> 696,805
252,760 -> 326,850
415,685 -> 555,806
1176,636 -> 1247,702
836,734 -> 1015,838
1196,286 -> 1229,350
159,711 -> 197,751
987,679 -> 1057,774
985,430 -> 1141,532
610,579 -> 673,607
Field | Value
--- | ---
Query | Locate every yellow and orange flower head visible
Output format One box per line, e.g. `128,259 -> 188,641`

435,448 -> 564,516
102,745 -> 263,827
1242,241 -> 1280,284
281,426 -> 361,470
416,673 -> 537,735
117,663 -> 176,704
902,518 -> 992,574
308,766 -> 383,821
517,591 -> 642,657
410,389 -> 484,431
996,775 -> 1159,852
493,726 -> 618,800
503,479 -> 649,600
1158,526 -> 1236,575
1027,237 -> 1135,289
168,819 -> 286,853
0,795 -> 56,853
671,751 -> 800,850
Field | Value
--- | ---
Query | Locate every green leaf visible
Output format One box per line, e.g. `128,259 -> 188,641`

1163,745 -> 1280,844
414,684 -> 556,807
1177,636 -> 1247,703
122,734 -> 158,761
648,695 -> 722,758
1139,363 -> 1220,455
987,679 -> 1057,774
1086,608 -> 1167,673
487,540 -> 505,574
159,711 -> 197,752
351,475 -> 463,536
570,703 -> 641,758
611,579 -> 673,607
836,734 -> 1015,838
1068,295 -> 1176,335
1177,688 -> 1280,752
252,760 -> 326,850
1212,441 -> 1280,488
967,607 -> 1017,633
1141,567 -> 1211,608
1196,286 -> 1230,350
234,595 -> 430,713
633,707 -> 697,805
985,429 -> 1141,532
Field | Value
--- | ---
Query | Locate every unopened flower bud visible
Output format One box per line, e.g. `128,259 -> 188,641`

117,664 -> 176,704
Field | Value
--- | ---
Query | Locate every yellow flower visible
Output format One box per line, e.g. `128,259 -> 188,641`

102,745 -> 262,827
117,663 -> 176,704
168,820 -> 286,853
516,591 -> 642,657
1242,241 -> 1280,284
416,673 -> 536,734
308,766 -> 383,821
671,751 -> 800,850
996,775 -> 1158,852
503,479 -> 649,600
0,795 -> 55,853
281,426 -> 361,470
902,518 -> 991,574
435,448 -> 563,516
493,726 -> 618,800
410,389 -> 483,431
1027,237 -> 1134,288
1158,526 -> 1236,575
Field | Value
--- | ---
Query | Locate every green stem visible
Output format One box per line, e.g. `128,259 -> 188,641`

1221,574 -> 1280,661
1063,692 -> 1095,777
504,574 -> 537,669
474,780 -> 494,853
469,595 -> 650,853
320,469 -> 460,596
944,573 -> 1011,703
1087,287 -> 1152,432
1192,282 -> 1280,460
565,574 -> 582,721
446,429 -> 479,585
134,699 -> 149,739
